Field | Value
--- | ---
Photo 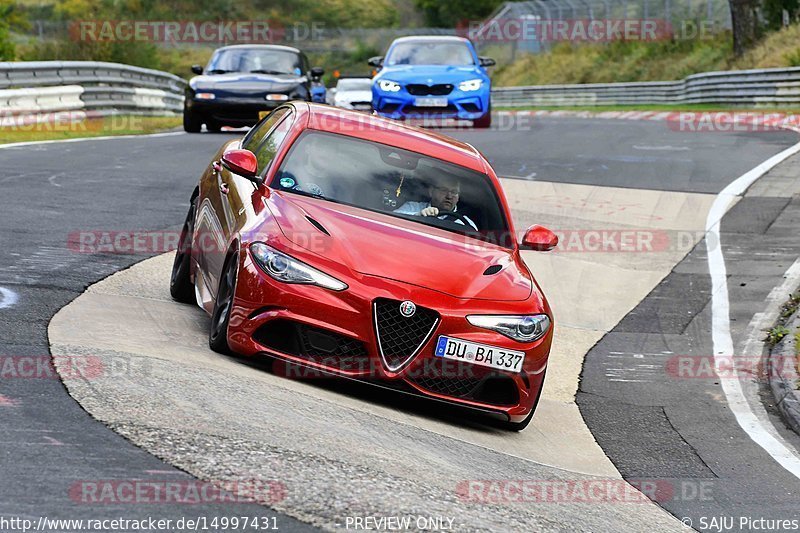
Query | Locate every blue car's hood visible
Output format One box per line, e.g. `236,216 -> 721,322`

376,65 -> 486,83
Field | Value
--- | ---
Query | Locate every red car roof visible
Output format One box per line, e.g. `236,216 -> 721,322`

298,103 -> 489,174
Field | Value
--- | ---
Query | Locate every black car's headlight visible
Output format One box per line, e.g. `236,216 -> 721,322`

194,92 -> 216,100
250,243 -> 347,291
466,314 -> 551,342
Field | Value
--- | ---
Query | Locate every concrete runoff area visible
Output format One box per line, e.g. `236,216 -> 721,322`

48,179 -> 720,531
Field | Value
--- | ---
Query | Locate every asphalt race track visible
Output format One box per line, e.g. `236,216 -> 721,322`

2,117 -> 799,531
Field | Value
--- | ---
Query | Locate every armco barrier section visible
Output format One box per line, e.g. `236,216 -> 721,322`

491,67 -> 800,107
0,61 -> 186,120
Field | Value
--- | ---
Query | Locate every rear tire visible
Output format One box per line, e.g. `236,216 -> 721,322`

209,251 -> 238,354
170,198 -> 197,303
503,369 -> 546,431
473,105 -> 492,129
183,109 -> 202,133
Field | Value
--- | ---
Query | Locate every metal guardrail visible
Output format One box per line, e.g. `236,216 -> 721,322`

0,61 -> 185,119
492,67 -> 800,107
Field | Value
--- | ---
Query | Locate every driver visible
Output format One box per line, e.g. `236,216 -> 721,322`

394,169 -> 478,230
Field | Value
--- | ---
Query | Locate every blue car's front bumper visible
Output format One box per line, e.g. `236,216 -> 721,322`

372,86 -> 490,121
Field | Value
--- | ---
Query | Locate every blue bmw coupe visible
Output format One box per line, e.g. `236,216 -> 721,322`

369,36 -> 495,128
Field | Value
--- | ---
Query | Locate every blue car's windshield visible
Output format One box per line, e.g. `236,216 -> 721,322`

207,48 -> 302,75
385,42 -> 474,66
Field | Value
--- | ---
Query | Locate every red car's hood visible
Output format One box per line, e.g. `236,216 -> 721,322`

267,193 -> 533,301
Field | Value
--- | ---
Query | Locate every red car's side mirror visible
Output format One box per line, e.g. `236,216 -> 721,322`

521,225 -> 558,251
221,149 -> 259,181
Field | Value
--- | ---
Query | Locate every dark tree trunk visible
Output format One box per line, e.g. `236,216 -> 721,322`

729,0 -> 761,56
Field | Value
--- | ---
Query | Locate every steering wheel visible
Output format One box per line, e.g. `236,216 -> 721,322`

435,210 -> 475,228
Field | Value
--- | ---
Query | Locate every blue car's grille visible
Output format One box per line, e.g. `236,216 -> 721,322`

405,84 -> 454,96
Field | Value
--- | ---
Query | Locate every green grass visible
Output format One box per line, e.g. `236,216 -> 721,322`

0,115 -> 181,145
492,23 -> 800,87
767,325 -> 791,347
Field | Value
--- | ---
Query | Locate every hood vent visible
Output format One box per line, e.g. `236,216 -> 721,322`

305,215 -> 330,236
483,265 -> 503,276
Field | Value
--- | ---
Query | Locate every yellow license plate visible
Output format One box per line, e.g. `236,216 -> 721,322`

258,111 -> 271,120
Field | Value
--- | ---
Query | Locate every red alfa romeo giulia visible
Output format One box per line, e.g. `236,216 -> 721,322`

170,102 -> 557,430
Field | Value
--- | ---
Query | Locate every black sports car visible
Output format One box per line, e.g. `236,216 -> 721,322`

183,44 -> 324,132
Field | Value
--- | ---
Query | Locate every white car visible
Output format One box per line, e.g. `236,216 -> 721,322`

333,78 -> 373,111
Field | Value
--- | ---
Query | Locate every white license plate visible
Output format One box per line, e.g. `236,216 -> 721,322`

414,97 -> 448,107
434,336 -> 525,373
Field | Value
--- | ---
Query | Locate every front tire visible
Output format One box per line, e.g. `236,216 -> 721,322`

209,251 -> 238,354
183,109 -> 202,133
170,198 -> 197,303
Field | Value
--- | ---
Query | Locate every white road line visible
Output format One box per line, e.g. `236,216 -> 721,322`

0,287 -> 18,309
0,131 -> 185,150
707,138 -> 800,478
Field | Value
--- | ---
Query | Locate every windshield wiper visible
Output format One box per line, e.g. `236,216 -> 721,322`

282,188 -> 328,201
249,69 -> 291,75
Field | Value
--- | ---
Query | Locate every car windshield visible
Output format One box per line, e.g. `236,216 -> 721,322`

336,79 -> 372,91
207,48 -> 302,75
385,42 -> 474,66
272,131 -> 511,246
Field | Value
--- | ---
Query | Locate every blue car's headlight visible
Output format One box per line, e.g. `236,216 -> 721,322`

377,80 -> 401,92
250,243 -> 347,291
458,79 -> 484,92
466,314 -> 550,342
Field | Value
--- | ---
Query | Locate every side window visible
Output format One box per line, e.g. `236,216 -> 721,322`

242,108 -> 287,153
255,114 -> 294,175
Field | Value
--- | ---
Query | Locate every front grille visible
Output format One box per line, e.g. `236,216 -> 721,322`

374,298 -> 439,371
409,358 -> 520,406
406,84 -> 454,96
253,319 -> 369,371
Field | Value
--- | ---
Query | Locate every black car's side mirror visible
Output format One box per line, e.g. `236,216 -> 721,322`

309,67 -> 325,78
479,57 -> 496,68
367,56 -> 384,68
191,65 -> 203,75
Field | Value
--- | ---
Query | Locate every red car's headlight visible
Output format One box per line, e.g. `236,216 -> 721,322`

466,314 -> 551,342
250,242 -> 348,292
